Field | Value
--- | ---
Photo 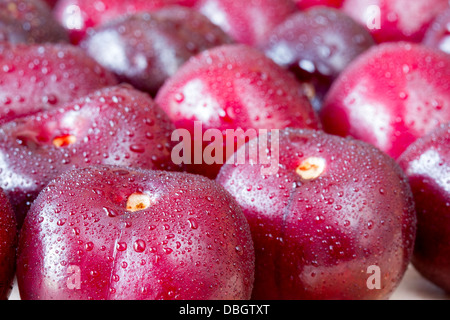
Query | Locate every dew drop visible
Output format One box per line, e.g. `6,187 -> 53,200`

85,242 -> 94,251
92,188 -> 105,196
116,242 -> 127,251
2,64 -> 14,73
174,92 -> 185,103
188,218 -> 198,229
398,91 -> 408,100
235,245 -> 244,256
129,144 -> 145,153
103,207 -> 119,217
402,64 -> 410,74
133,239 -> 146,253
43,94 -> 58,105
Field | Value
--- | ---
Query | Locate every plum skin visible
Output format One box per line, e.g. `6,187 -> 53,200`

261,7 -> 375,111
340,0 -> 449,43
194,0 -> 297,47
0,188 -> 17,300
54,0 -> 199,44
398,124 -> 450,293
422,8 -> 450,55
16,165 -> 255,300
216,128 -> 417,300
0,43 -> 118,124
155,44 -> 320,179
80,7 -> 233,97
0,84 -> 180,228
0,0 -> 69,45
294,0 -> 343,9
320,42 -> 450,160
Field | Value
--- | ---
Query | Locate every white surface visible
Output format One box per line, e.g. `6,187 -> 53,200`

390,264 -> 450,300
8,263 -> 450,300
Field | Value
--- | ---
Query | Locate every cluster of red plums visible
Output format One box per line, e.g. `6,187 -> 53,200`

0,0 -> 449,300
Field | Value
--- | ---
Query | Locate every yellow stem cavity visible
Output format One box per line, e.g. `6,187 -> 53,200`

126,193 -> 152,212
296,157 -> 326,180
53,134 -> 76,147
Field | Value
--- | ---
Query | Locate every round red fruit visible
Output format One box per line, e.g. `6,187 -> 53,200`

216,128 -> 416,300
320,42 -> 450,159
398,123 -> 450,293
17,166 -> 255,300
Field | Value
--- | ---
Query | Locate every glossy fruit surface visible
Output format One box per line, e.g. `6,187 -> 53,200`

423,8 -> 450,55
262,7 -> 374,110
0,43 -> 118,124
17,165 -> 255,300
216,128 -> 416,299
0,84 -> 179,227
54,0 -> 198,43
398,124 -> 450,293
0,0 -> 68,44
341,0 -> 449,43
155,44 -> 320,178
43,0 -> 58,7
293,0 -> 343,10
80,7 -> 233,96
320,42 -> 450,159
0,189 -> 16,300
195,0 -> 297,47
